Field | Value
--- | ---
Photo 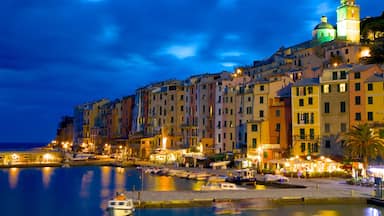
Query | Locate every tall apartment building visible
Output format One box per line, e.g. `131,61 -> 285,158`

147,80 -> 185,150
320,65 -> 351,156
73,98 -> 109,151
291,78 -> 321,157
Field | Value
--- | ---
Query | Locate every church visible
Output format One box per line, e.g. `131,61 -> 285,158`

313,0 -> 360,44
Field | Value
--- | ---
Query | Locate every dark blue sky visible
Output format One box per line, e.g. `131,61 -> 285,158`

0,0 -> 382,143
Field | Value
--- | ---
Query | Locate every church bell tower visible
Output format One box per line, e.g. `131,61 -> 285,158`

336,0 -> 360,43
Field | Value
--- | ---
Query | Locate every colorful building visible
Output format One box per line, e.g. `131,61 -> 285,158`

291,78 -> 321,157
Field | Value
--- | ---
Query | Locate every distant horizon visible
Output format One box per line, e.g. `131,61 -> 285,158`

0,142 -> 48,148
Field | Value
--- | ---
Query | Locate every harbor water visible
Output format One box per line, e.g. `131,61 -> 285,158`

0,166 -> 383,216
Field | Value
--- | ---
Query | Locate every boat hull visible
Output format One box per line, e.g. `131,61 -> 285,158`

107,208 -> 134,216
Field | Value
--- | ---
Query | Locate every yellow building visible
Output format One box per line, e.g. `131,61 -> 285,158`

365,73 -> 384,123
291,78 -> 321,157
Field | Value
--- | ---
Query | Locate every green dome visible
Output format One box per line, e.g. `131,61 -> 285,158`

312,16 -> 336,44
314,22 -> 335,30
314,16 -> 335,30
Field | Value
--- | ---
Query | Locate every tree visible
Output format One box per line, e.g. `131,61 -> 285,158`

338,123 -> 384,173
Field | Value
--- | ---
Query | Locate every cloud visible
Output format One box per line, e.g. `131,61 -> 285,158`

157,33 -> 208,59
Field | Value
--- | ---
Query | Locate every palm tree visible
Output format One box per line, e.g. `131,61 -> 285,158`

338,123 -> 384,173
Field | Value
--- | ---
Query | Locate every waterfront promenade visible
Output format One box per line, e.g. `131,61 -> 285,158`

128,165 -> 375,208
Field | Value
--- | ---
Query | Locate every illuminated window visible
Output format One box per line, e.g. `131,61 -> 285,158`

322,84 -> 330,93
339,83 -> 346,92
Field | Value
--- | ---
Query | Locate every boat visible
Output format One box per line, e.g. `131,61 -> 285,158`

201,182 -> 246,191
106,192 -> 135,216
226,169 -> 257,185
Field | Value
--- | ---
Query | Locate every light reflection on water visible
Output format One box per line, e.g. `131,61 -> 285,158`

0,167 -> 383,216
42,167 -> 53,188
8,167 -> 19,189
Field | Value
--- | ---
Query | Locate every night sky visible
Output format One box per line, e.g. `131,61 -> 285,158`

0,0 -> 382,143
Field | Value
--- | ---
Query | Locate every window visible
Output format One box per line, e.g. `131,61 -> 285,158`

308,97 -> 313,105
322,84 -> 331,93
252,138 -> 257,148
355,112 -> 361,121
340,101 -> 346,112
246,107 -> 252,114
325,140 -> 331,148
340,71 -> 346,79
309,128 -> 315,140
259,110 -> 264,118
341,123 -> 347,132
260,85 -> 264,91
301,143 -> 306,152
325,123 -> 330,133
332,72 -> 337,80
299,99 -> 304,106
338,83 -> 347,92
308,87 -> 313,94
275,110 -> 280,117
355,83 -> 360,91
368,112 -> 373,121
368,96 -> 373,104
300,128 -> 305,139
345,49 -> 349,54
368,83 -> 373,91
355,96 -> 361,105
275,123 -> 280,131
324,102 -> 330,113
251,124 -> 258,132
259,96 -> 264,104
354,72 -> 360,79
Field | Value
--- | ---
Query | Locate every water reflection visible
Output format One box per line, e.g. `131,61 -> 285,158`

8,167 -> 19,189
147,175 -> 175,191
42,167 -> 53,188
114,167 -> 126,192
100,166 -> 112,214
313,210 -> 339,216
80,170 -> 94,198
192,180 -> 205,191
365,207 -> 381,216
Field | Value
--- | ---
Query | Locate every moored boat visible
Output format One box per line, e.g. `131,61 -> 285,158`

201,182 -> 246,191
106,192 -> 135,216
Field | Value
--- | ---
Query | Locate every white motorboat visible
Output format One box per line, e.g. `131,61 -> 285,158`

201,182 -> 246,191
106,193 -> 135,216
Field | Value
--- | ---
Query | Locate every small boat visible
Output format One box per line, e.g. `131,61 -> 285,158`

106,192 -> 135,216
201,182 -> 246,191
226,169 -> 257,185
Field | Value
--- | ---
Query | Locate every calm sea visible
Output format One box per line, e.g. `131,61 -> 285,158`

0,142 -> 46,151
0,166 -> 383,216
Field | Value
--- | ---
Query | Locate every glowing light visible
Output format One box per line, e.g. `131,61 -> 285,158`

162,137 -> 167,150
11,153 -> 19,161
43,153 -> 53,162
360,49 -> 371,58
